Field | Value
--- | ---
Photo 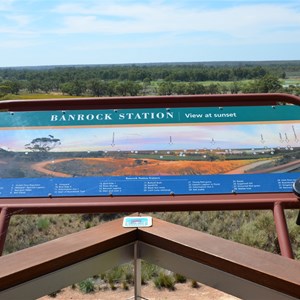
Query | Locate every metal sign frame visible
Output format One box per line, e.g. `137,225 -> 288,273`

1,104 -> 300,198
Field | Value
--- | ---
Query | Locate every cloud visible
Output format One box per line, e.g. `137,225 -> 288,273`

0,0 -> 16,11
52,2 -> 300,35
0,10 -> 36,37
6,14 -> 32,27
3,1 -> 300,44
1,1 -> 300,65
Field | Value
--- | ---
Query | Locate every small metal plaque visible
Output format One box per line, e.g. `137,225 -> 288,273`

123,216 -> 152,228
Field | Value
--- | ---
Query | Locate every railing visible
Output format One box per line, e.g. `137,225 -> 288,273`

1,193 -> 300,257
1,93 -> 300,259
0,93 -> 300,299
0,216 -> 299,299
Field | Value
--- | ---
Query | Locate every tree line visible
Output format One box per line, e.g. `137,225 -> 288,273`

0,62 -> 300,98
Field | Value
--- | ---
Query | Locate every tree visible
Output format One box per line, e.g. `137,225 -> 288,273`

0,80 -> 21,95
174,82 -> 188,95
157,81 -> 174,95
40,80 -> 54,93
106,80 -> 118,96
113,80 -> 142,96
185,82 -> 206,95
206,83 -> 221,94
60,80 -> 86,96
142,77 -> 151,95
127,81 -> 142,96
115,81 -> 129,96
87,79 -> 107,96
27,79 -> 40,93
229,82 -> 241,94
25,135 -> 61,152
257,74 -> 282,93
0,84 -> 11,98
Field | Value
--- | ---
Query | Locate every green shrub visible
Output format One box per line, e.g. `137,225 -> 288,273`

122,280 -> 129,290
191,280 -> 200,288
124,267 -> 134,285
174,273 -> 187,283
108,277 -> 117,290
48,290 -> 61,298
36,217 -> 50,231
153,272 -> 175,290
79,278 -> 95,294
141,261 -> 160,284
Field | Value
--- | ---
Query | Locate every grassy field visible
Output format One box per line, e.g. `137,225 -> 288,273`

0,93 -> 83,100
282,78 -> 300,86
1,75 -> 300,101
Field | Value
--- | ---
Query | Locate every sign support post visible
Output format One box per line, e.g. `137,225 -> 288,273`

133,241 -> 142,300
273,202 -> 294,258
0,208 -> 11,256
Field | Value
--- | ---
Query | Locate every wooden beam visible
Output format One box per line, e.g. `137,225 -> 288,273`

138,218 -> 300,298
0,218 -> 136,291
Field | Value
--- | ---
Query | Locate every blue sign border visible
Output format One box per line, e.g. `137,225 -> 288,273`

0,173 -> 298,198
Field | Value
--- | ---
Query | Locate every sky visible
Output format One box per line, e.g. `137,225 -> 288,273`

1,123 -> 299,152
0,0 -> 300,67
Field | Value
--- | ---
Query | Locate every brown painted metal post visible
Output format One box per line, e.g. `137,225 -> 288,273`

0,208 -> 11,256
273,202 -> 294,259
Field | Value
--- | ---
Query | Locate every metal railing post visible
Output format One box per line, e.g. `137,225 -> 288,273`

0,207 -> 11,256
133,241 -> 142,299
273,202 -> 294,259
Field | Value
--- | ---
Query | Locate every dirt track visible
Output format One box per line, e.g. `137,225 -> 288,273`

31,159 -> 75,177
33,157 -> 300,178
31,157 -> 252,177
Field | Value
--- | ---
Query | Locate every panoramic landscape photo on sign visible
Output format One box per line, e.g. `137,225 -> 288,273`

0,105 -> 299,198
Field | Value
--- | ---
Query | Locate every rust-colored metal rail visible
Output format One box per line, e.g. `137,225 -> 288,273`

1,193 -> 300,213
1,93 -> 300,111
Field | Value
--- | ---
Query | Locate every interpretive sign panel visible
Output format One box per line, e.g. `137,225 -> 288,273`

0,105 -> 299,198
